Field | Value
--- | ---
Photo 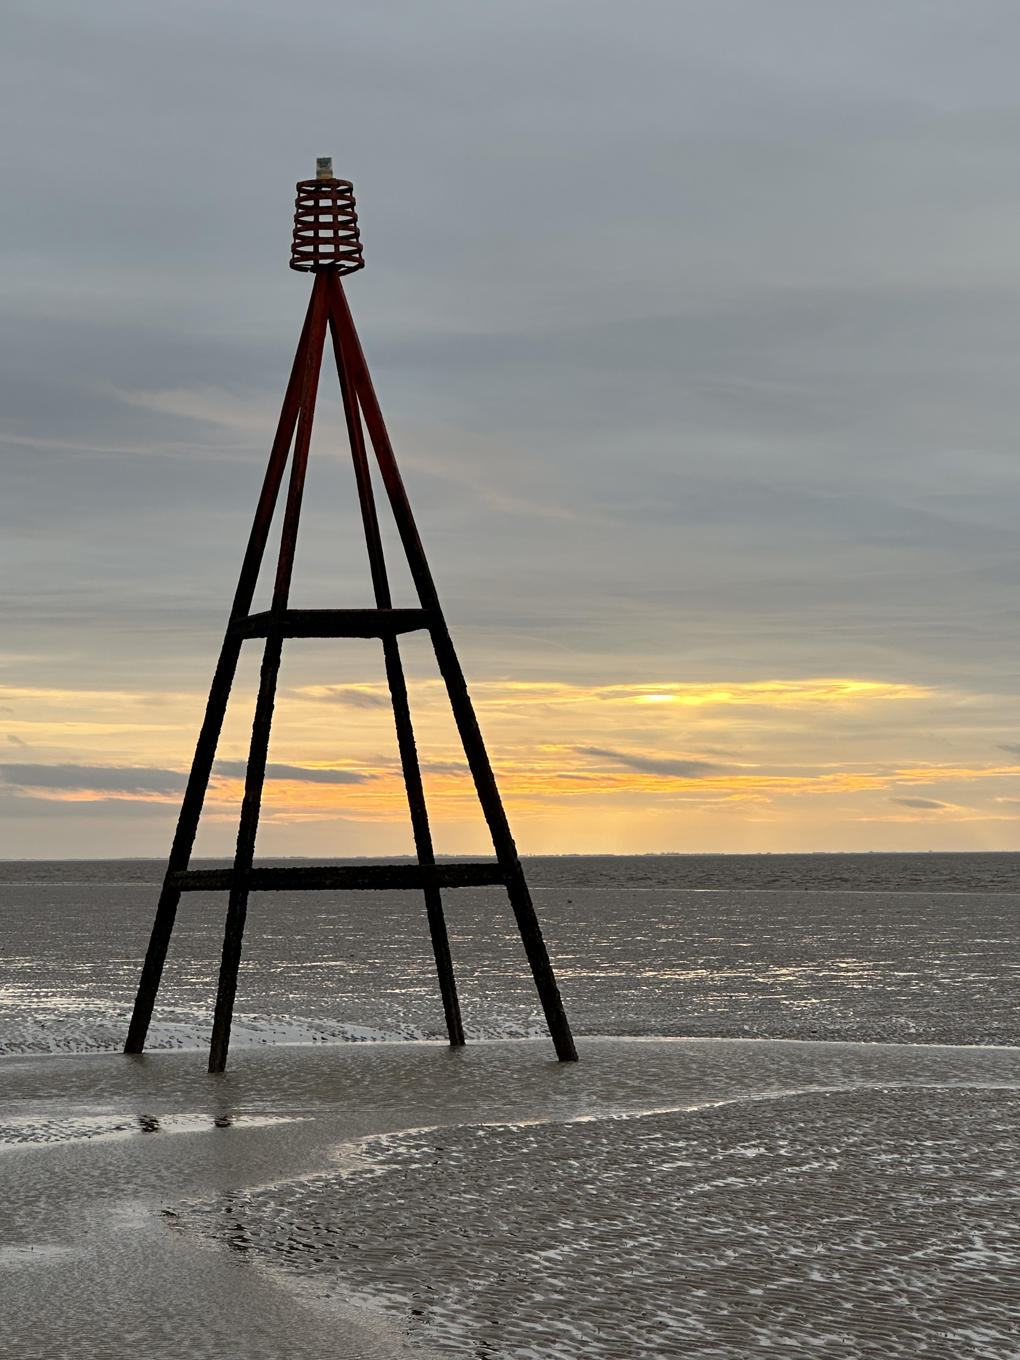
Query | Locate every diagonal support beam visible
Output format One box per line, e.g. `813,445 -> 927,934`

329,277 -> 465,1048
124,287 -> 320,1056
207,271 -> 330,1074
328,275 -> 578,1063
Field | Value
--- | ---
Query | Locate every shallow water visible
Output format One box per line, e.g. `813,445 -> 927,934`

2,855 -> 1019,1357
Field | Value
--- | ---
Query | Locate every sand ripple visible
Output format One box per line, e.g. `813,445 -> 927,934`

173,1085 -> 1020,1358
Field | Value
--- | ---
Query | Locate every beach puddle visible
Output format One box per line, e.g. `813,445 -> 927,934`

0,1111 -> 303,1147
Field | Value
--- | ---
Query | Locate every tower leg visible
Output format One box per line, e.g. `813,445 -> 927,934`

208,273 -> 329,1074
207,877 -> 253,1074
383,636 -> 465,1047
124,638 -> 244,1053
423,883 -> 464,1046
124,290 -> 318,1055
430,627 -> 578,1061
208,631 -> 282,1074
327,285 -> 466,1049
326,279 -> 577,1062
123,884 -> 183,1055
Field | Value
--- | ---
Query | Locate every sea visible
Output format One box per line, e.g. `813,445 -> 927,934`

1,852 -> 1019,1358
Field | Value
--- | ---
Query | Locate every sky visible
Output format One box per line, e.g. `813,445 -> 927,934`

2,0 -> 1020,857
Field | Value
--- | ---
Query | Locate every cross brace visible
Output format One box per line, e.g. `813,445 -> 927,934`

228,607 -> 435,640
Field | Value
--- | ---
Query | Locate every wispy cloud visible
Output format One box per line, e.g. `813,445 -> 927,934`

575,746 -> 725,777
0,760 -> 373,797
118,385 -> 279,432
311,687 -> 390,709
591,681 -> 931,709
466,679 -> 932,710
890,797 -> 948,810
296,677 -> 931,714
394,420 -> 577,521
0,793 -> 176,819
213,761 -> 371,785
0,764 -> 187,793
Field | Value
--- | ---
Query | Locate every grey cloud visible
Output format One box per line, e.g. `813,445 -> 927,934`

890,798 -> 947,810
0,761 -> 373,792
6,0 -> 1020,851
213,761 -> 370,784
0,764 -> 188,793
576,747 -> 724,777
0,793 -> 177,819
999,744 -> 1020,758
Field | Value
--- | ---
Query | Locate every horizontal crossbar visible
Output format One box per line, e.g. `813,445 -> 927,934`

168,862 -> 506,893
229,608 -> 435,640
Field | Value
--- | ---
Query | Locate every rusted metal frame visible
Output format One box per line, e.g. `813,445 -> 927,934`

329,280 -> 577,1062
227,291 -> 320,620
328,273 -> 465,1047
291,179 -> 364,275
327,285 -> 391,609
124,291 -> 319,1056
208,272 -> 330,1074
327,280 -> 441,608
171,862 -> 506,893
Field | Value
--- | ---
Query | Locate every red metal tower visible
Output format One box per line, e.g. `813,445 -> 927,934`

124,160 -> 577,1072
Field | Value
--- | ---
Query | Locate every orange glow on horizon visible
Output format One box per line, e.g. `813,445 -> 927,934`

2,675 -> 1017,849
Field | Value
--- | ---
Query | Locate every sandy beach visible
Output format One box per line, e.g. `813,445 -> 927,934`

2,855 -> 1020,1357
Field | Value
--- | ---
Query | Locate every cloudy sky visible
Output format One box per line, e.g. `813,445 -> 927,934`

2,0 -> 1019,857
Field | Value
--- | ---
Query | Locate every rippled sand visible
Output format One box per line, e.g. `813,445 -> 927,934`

5,1038 -> 1020,1357
3,857 -> 1020,1357
172,1075 -> 1020,1358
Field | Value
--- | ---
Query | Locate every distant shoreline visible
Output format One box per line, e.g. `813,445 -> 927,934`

1,849 -> 1018,862
1,850 -> 1016,894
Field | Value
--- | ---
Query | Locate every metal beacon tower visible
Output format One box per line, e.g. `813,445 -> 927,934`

124,160 -> 577,1073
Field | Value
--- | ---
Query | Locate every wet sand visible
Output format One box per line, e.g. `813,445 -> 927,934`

4,1039 -> 1020,1357
2,861 -> 1018,1054
2,857 -> 1020,1356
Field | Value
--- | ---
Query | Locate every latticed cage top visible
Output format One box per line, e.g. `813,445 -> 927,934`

290,178 -> 365,274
